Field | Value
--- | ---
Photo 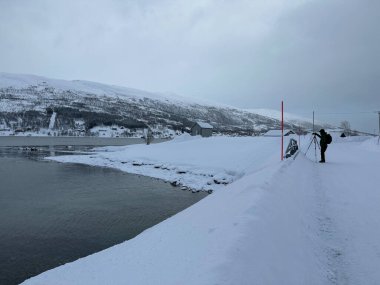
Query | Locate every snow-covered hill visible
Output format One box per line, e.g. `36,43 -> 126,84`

247,108 -> 331,131
0,73 -> 323,136
0,72 -> 199,106
247,108 -> 312,123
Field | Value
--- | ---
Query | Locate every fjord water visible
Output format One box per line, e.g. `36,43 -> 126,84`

0,139 -> 206,285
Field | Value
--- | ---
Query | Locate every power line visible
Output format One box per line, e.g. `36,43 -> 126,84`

293,111 -> 377,115
315,111 -> 376,115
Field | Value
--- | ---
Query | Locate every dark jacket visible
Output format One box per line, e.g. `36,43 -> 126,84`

314,132 -> 328,147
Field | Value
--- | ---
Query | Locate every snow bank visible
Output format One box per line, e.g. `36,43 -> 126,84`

24,149 -> 323,285
23,135 -> 380,284
360,136 -> 380,152
48,135 -> 283,192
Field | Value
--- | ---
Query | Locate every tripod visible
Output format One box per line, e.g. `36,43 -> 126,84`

305,134 -> 320,162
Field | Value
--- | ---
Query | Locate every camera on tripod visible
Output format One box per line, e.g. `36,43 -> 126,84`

305,132 -> 320,158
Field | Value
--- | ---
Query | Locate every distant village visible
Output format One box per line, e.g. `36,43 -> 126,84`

0,116 -> 355,139
0,120 -> 181,139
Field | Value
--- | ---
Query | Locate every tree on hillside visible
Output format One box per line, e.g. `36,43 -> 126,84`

340,120 -> 351,136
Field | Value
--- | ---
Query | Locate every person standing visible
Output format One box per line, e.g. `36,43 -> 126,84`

312,129 -> 331,163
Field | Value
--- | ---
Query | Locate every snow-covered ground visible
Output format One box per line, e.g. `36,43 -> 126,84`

89,125 -> 136,138
22,135 -> 380,284
47,134 -> 283,192
0,131 -> 52,137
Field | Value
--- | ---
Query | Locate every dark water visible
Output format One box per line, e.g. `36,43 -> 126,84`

0,145 -> 206,285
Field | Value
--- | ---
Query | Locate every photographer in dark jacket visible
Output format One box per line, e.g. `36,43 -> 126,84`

312,129 -> 329,163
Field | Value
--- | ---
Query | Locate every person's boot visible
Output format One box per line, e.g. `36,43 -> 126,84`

319,160 -> 325,163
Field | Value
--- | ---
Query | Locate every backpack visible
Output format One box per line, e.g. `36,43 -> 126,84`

326,134 -> 332,144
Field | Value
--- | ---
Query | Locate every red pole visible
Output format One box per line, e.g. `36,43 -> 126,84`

281,101 -> 284,161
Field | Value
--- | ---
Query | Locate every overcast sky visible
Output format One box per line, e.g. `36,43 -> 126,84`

0,0 -> 379,132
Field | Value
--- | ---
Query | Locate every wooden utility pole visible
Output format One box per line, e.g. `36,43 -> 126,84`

377,112 -> 380,144
298,126 -> 301,147
281,101 -> 284,161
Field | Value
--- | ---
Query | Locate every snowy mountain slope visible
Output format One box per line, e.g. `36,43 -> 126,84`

0,73 -> 321,135
247,108 -> 313,123
247,108 -> 330,129
0,72 -> 195,105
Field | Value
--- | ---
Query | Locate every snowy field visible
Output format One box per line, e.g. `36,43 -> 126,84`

22,135 -> 380,285
48,134 -> 283,192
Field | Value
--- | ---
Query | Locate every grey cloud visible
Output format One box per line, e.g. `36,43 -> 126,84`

0,0 -> 379,131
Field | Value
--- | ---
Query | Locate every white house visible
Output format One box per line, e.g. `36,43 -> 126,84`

263,129 -> 295,137
191,122 -> 213,137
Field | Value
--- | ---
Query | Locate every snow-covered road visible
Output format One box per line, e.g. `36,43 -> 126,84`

22,136 -> 380,284
218,139 -> 380,284
312,140 -> 380,284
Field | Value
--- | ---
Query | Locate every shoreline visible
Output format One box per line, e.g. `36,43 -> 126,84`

1,145 -> 206,285
46,135 -> 283,192
21,147 -> 282,285
47,156 -> 208,193
21,137 -> 380,285
0,136 -> 170,147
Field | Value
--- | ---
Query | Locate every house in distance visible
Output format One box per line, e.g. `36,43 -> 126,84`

191,122 -> 213,137
263,129 -> 295,137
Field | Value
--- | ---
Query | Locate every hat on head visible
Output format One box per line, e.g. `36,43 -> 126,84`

320,129 -> 326,133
